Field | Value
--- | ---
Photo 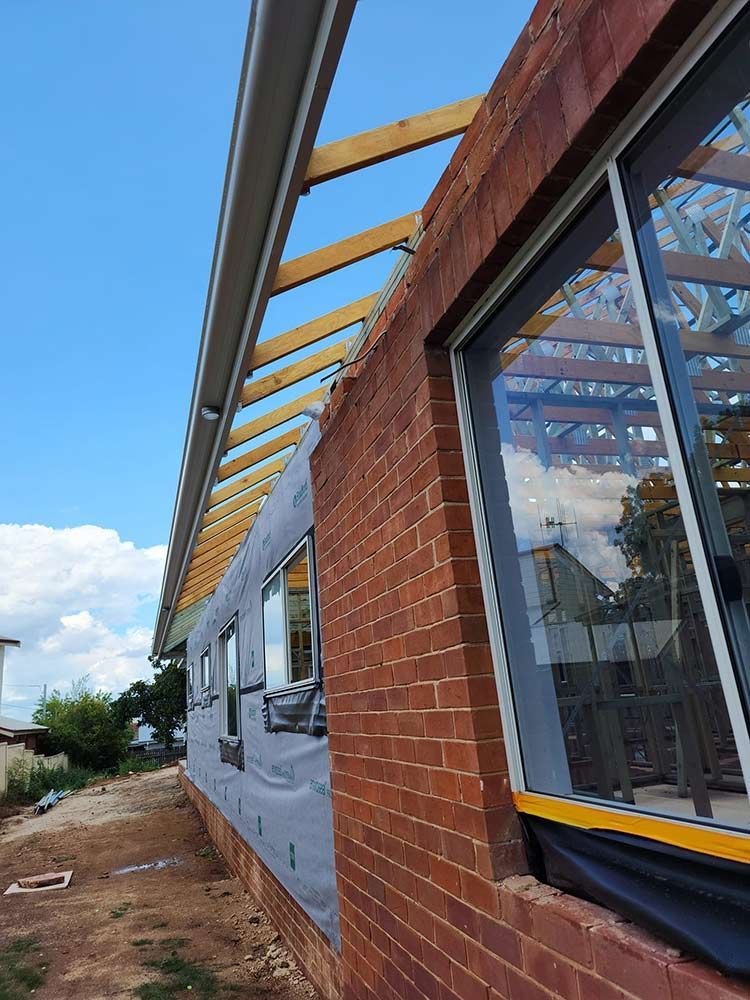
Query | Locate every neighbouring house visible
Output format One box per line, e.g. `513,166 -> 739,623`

153,2 -> 750,998
0,717 -> 48,753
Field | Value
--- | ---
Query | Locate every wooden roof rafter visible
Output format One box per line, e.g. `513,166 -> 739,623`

167,91 -> 487,621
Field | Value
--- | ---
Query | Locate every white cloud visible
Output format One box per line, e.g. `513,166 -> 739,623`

502,446 -> 636,588
0,524 -> 166,717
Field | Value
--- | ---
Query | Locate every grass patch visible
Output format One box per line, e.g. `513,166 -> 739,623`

159,938 -> 188,950
110,901 -> 132,919
6,762 -> 97,805
194,846 -> 219,861
135,955 -> 221,999
116,757 -> 161,777
6,755 -> 160,806
131,939 -> 153,948
151,922 -> 168,930
0,937 -> 47,1000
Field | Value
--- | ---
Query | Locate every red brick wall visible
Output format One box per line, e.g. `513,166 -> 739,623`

310,1 -> 750,998
179,766 -> 341,1000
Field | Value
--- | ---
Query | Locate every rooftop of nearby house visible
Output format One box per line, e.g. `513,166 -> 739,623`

0,716 -> 48,736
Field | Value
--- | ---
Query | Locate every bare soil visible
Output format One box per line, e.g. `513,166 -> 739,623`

0,767 -> 318,1000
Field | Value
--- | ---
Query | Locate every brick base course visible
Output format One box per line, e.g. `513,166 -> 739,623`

179,765 -> 342,1000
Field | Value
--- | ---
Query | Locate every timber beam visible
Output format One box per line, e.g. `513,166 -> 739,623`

304,96 -> 483,186
272,213 -> 419,295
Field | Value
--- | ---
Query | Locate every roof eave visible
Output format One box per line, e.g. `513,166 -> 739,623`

152,0 -> 357,657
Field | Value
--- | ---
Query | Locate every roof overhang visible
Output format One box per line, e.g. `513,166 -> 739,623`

152,0 -> 357,658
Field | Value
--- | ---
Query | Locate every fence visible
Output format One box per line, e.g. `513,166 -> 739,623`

0,743 -> 68,797
128,742 -> 185,768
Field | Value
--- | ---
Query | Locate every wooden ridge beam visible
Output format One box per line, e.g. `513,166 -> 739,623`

226,387 -> 325,452
250,294 -> 378,371
197,502 -> 262,545
304,95 -> 484,186
588,241 -> 750,290
676,145 -> 750,193
504,353 -> 750,393
514,434 -> 750,460
218,427 -> 302,483
272,213 -> 418,296
208,457 -> 285,510
517,315 -> 750,361
202,479 -> 274,529
241,340 -> 348,408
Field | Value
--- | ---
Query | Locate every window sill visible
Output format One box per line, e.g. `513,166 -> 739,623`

263,677 -> 318,700
218,737 -> 244,770
514,791 -> 750,865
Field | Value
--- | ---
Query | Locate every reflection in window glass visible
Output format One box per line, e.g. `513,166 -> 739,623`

463,184 -> 748,826
187,663 -> 194,707
263,573 -> 286,690
286,548 -> 314,684
224,621 -> 239,738
622,11 -> 750,743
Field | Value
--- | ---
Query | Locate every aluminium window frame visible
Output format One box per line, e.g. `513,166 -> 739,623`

261,533 -> 320,697
199,645 -> 211,696
218,615 -> 241,741
449,0 -> 750,839
187,661 -> 195,711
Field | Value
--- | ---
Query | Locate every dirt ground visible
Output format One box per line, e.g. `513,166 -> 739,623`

0,767 -> 319,1000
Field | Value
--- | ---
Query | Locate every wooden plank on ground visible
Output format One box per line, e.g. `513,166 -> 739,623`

251,294 -> 378,371
304,96 -> 484,185
272,214 -> 418,296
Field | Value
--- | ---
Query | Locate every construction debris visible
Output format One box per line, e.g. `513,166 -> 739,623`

34,789 -> 69,815
5,870 -> 73,895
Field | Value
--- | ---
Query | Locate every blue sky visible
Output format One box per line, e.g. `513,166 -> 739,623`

0,0 -> 532,710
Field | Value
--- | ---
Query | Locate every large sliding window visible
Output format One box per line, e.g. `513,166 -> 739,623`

455,7 -> 750,834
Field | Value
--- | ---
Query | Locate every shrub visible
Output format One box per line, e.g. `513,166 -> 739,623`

33,677 -> 131,771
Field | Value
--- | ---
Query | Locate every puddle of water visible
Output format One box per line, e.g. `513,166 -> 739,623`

112,857 -> 182,876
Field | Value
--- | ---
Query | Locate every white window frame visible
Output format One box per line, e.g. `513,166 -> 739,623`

449,0 -> 750,832
200,646 -> 211,694
262,534 -> 319,695
187,661 -> 194,710
218,616 -> 241,741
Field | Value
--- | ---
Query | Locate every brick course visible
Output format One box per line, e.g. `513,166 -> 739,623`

179,766 -> 341,1000
307,1 -> 750,999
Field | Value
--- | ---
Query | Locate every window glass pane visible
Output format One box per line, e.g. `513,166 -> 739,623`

286,546 -> 314,684
263,572 -> 286,689
622,12 -> 750,741
224,621 -> 238,737
201,650 -> 210,689
463,184 -> 748,826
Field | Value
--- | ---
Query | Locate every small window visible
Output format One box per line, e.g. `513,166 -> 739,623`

187,662 -> 194,709
262,536 -> 318,692
200,647 -> 211,692
219,618 -> 240,739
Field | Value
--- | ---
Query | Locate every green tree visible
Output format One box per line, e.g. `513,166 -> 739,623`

113,658 -> 186,748
33,677 -> 131,770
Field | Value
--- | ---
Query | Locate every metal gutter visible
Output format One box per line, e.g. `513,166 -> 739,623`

153,0 -> 357,658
